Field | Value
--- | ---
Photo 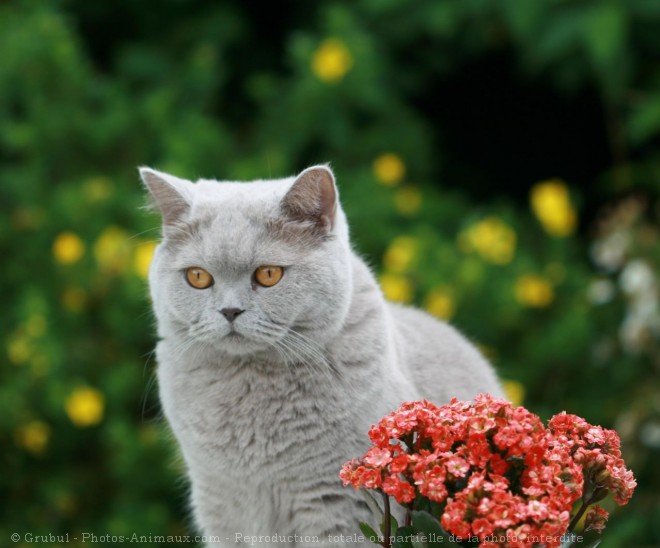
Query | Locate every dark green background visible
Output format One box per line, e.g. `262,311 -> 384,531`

2,0 -> 658,546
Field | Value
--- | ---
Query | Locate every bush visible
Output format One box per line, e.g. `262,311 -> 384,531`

2,1 -> 658,546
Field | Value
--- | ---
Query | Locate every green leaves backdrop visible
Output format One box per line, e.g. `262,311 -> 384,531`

2,1 -> 658,546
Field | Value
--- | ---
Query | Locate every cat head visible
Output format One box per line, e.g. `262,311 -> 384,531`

140,165 -> 353,359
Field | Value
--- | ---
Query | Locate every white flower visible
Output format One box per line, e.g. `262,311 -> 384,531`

587,279 -> 616,305
590,231 -> 629,272
620,259 -> 656,296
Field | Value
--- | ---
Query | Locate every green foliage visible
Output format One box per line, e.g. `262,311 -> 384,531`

2,0 -> 658,546
400,511 -> 453,547
363,511 -> 459,548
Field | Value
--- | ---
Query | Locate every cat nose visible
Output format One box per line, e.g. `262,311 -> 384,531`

220,307 -> 245,322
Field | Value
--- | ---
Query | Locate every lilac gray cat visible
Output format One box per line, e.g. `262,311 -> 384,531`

140,165 -> 503,547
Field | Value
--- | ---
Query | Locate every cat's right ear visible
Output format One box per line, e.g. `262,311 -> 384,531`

139,167 -> 193,230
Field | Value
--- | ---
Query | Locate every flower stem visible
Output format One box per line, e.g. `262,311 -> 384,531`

382,492 -> 391,548
405,507 -> 412,527
568,500 -> 589,532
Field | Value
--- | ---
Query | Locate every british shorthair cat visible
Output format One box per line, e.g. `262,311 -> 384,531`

141,165 -> 502,547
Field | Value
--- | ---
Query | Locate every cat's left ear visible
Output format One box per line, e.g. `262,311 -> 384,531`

281,165 -> 337,232
139,167 -> 194,228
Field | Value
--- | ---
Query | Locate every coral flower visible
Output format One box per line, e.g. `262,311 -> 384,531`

341,395 -> 635,546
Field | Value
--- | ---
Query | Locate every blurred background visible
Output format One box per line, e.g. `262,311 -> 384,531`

1,0 -> 658,546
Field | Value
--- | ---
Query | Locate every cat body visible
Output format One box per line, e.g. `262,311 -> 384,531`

141,166 -> 502,547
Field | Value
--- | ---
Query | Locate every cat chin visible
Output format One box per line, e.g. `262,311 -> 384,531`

211,334 -> 273,357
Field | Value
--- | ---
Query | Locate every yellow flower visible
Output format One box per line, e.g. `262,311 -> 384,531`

134,241 -> 157,279
61,287 -> 87,313
311,38 -> 353,83
515,274 -> 554,308
373,153 -> 406,186
94,225 -> 130,273
394,186 -> 422,215
15,420 -> 51,454
53,232 -> 85,265
459,217 -> 516,265
65,387 -> 104,427
530,179 -> 577,237
425,287 -> 455,320
383,236 -> 417,273
379,273 -> 413,304
502,379 -> 525,407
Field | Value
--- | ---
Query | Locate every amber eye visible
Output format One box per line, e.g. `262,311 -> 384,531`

254,265 -> 284,287
185,267 -> 214,289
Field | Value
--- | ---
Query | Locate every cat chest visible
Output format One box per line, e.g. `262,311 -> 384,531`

160,364 -> 346,473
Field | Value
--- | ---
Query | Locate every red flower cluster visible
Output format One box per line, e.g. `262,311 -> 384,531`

548,412 -> 636,506
340,395 -> 636,547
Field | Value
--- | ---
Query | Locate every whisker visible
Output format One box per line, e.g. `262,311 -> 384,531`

128,227 -> 162,241
264,321 -> 339,382
141,371 -> 160,420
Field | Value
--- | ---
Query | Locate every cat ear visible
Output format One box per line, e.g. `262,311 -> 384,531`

139,167 -> 193,228
281,165 -> 337,231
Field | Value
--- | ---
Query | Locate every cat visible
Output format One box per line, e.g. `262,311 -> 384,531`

140,164 -> 503,547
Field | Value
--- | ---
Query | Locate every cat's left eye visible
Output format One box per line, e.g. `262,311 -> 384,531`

254,265 -> 284,287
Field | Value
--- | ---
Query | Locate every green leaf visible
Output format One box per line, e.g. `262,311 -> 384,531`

628,95 -> 660,145
631,0 -> 660,17
391,526 -> 415,548
379,509 -> 399,541
583,2 -> 627,69
410,510 -> 453,547
582,1 -> 629,98
532,8 -> 584,63
391,513 -> 399,536
411,510 -> 445,533
410,537 -> 427,548
359,522 -> 380,545
501,0 -> 542,41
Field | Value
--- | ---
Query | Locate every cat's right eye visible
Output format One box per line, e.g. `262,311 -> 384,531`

185,267 -> 214,289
